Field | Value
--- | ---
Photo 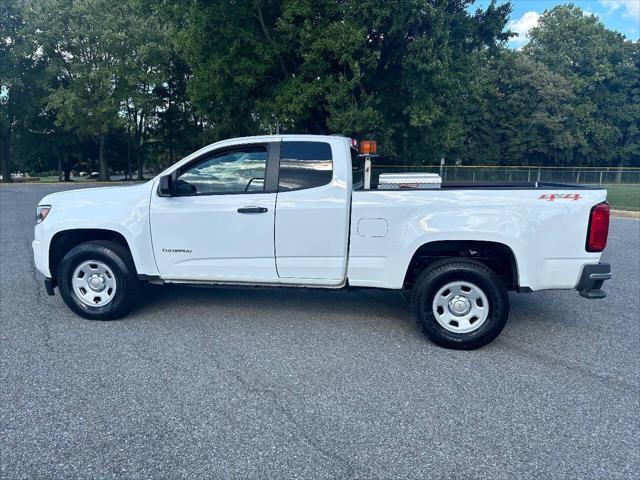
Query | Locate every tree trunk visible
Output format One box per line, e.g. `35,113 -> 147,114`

169,132 -> 175,165
254,0 -> 288,80
136,131 -> 144,180
126,125 -> 131,180
1,124 -> 12,183
137,143 -> 144,180
98,133 -> 109,180
137,155 -> 143,179
63,153 -> 72,181
58,155 -> 63,182
136,115 -> 144,180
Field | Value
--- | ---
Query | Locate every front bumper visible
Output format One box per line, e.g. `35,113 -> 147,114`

33,236 -> 56,295
32,239 -> 50,277
577,263 -> 611,299
44,277 -> 55,296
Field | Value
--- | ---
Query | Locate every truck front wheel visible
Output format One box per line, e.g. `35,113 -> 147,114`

411,259 -> 509,349
57,240 -> 139,320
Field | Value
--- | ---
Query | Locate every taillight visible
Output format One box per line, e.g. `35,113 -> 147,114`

586,202 -> 610,252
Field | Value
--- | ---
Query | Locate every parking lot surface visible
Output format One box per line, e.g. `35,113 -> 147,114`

1,184 -> 638,479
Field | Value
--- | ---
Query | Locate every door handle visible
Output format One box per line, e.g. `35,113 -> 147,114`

237,206 -> 268,214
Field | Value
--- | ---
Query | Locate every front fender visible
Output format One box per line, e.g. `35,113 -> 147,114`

34,183 -> 158,277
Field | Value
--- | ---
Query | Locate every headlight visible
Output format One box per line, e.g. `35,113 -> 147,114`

36,205 -> 51,224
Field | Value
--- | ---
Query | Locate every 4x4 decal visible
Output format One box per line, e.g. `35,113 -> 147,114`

538,193 -> 582,201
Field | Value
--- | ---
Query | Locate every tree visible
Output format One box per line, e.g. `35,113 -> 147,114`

460,50 -> 578,165
118,3 -> 172,179
176,0 -> 511,161
348,0 -> 512,162
1,2 -> 28,182
151,54 -> 202,170
525,5 -> 640,168
22,0 -> 135,180
5,0 -> 637,178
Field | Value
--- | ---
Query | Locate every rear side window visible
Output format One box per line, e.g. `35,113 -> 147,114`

278,141 -> 333,191
351,147 -> 363,187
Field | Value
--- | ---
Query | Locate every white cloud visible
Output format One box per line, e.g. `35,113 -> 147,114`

508,11 -> 540,48
600,0 -> 640,21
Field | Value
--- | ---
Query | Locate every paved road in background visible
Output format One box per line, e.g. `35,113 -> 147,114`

1,184 -> 638,479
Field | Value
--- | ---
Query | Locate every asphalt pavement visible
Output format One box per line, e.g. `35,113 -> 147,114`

1,184 -> 638,479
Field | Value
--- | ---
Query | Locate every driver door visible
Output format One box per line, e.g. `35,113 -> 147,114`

150,142 -> 280,283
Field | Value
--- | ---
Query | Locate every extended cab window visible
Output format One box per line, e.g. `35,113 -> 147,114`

278,141 -> 332,191
351,146 -> 363,188
176,146 -> 267,195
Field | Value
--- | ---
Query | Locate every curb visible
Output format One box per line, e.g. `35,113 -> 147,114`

611,209 -> 640,219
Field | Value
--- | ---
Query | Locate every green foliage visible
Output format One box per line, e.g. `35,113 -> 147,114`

1,0 -> 638,182
178,0 -> 512,162
461,50 -> 579,165
19,0 -> 133,178
525,5 -> 640,167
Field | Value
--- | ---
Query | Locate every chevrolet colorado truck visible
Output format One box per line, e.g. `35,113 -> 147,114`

33,135 -> 612,349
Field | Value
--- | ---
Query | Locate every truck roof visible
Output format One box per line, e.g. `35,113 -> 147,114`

210,134 -> 350,144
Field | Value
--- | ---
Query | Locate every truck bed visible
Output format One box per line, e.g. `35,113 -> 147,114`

347,184 -> 607,291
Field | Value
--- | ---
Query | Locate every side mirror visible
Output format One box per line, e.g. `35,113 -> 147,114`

158,174 -> 174,197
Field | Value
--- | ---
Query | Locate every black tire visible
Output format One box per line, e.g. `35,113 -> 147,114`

57,240 -> 139,320
411,259 -> 509,350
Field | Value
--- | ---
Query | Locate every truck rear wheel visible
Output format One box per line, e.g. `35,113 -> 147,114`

411,259 -> 509,349
57,240 -> 139,320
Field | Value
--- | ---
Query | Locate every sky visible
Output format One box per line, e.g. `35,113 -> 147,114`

470,0 -> 640,48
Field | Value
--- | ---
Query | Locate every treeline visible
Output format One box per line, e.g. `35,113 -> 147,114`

1,0 -> 638,181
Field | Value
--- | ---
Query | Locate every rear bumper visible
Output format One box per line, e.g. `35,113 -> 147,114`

577,263 -> 611,299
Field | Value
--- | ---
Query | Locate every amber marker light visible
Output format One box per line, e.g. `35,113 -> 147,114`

359,140 -> 377,155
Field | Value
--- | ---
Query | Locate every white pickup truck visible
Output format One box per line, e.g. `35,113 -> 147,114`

33,135 -> 611,349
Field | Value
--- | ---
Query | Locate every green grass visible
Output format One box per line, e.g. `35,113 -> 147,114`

39,176 -> 68,183
603,184 -> 640,211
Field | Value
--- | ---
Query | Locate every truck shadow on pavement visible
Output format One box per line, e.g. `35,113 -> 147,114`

135,282 -> 415,329
130,282 -> 579,339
